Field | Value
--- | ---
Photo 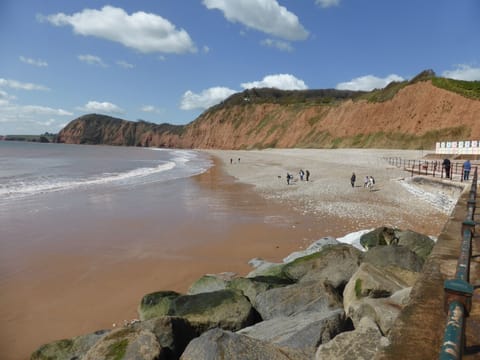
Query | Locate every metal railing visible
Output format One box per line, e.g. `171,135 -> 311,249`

385,157 -> 476,182
439,168 -> 477,359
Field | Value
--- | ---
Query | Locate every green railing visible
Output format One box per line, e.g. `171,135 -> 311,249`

439,167 -> 477,359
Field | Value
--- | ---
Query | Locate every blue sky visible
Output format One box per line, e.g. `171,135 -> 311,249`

1,0 -> 479,135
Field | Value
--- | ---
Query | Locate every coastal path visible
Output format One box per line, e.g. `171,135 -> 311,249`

376,165 -> 480,359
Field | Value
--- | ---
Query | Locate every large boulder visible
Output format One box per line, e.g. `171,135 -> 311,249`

343,263 -> 418,314
139,289 -> 258,332
283,244 -> 363,289
227,276 -> 294,303
238,309 -> 345,356
396,229 -> 435,260
133,316 -> 198,359
346,287 -> 412,336
315,317 -> 389,360
360,227 -> 399,249
180,328 -> 311,360
31,330 -> 109,360
254,281 -> 343,320
83,327 -> 161,360
363,245 -> 424,272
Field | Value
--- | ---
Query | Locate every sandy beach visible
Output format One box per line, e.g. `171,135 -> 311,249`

205,148 -> 462,238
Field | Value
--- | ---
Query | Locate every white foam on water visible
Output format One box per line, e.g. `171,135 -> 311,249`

0,161 -> 176,199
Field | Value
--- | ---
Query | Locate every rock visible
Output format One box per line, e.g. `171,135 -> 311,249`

139,289 -> 258,332
283,236 -> 339,263
138,291 -> 181,321
246,259 -> 287,279
283,244 -> 363,289
227,276 -> 294,302
363,245 -> 424,272
238,309 -> 345,356
347,287 -> 411,335
315,317 -> 389,360
343,263 -> 418,314
254,281 -> 343,320
31,330 -> 109,360
396,229 -> 435,260
134,316 -> 198,359
360,227 -> 399,250
187,274 -> 230,295
180,328 -> 311,360
83,327 -> 161,360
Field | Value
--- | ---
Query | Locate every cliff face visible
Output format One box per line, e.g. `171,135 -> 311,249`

58,78 -> 480,149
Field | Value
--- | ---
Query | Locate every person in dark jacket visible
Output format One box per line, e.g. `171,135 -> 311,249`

442,158 -> 451,179
350,172 -> 356,187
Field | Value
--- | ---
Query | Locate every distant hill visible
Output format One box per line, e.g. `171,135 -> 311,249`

57,70 -> 480,150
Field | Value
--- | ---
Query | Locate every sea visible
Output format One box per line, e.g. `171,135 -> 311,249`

0,141 -> 327,360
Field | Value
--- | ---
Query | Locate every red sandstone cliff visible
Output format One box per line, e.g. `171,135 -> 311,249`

57,77 -> 480,150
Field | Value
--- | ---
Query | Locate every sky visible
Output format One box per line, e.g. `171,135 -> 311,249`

1,0 -> 479,135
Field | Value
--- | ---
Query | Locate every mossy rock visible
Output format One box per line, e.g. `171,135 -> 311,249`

396,230 -> 435,260
83,327 -> 160,360
31,330 -> 109,360
360,227 -> 399,250
283,244 -> 363,289
138,290 -> 180,321
187,274 -> 229,295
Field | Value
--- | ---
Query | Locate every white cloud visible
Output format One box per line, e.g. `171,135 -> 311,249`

442,64 -> 480,81
261,38 -> 293,52
203,46 -> 210,53
79,101 -> 124,114
116,60 -> 134,69
0,78 -> 50,91
41,6 -> 197,54
180,87 -> 237,110
315,0 -> 340,8
78,54 -> 107,67
203,0 -> 308,41
19,56 -> 48,67
141,105 -> 162,113
336,74 -> 404,91
22,105 -> 73,116
241,74 -> 308,90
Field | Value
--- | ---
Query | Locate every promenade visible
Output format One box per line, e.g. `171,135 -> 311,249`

376,180 -> 480,359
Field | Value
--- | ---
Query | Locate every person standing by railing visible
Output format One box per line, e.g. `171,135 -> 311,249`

442,158 -> 451,179
463,159 -> 471,180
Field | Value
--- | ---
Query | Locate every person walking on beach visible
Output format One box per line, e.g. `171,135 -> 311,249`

230,158 -> 233,164
305,170 -> 310,181
350,172 -> 356,187
442,158 -> 451,179
286,173 -> 292,185
364,176 -> 369,187
299,169 -> 304,181
463,159 -> 472,180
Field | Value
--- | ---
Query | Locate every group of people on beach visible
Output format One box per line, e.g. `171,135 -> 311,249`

286,169 -> 310,185
350,172 -> 375,190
